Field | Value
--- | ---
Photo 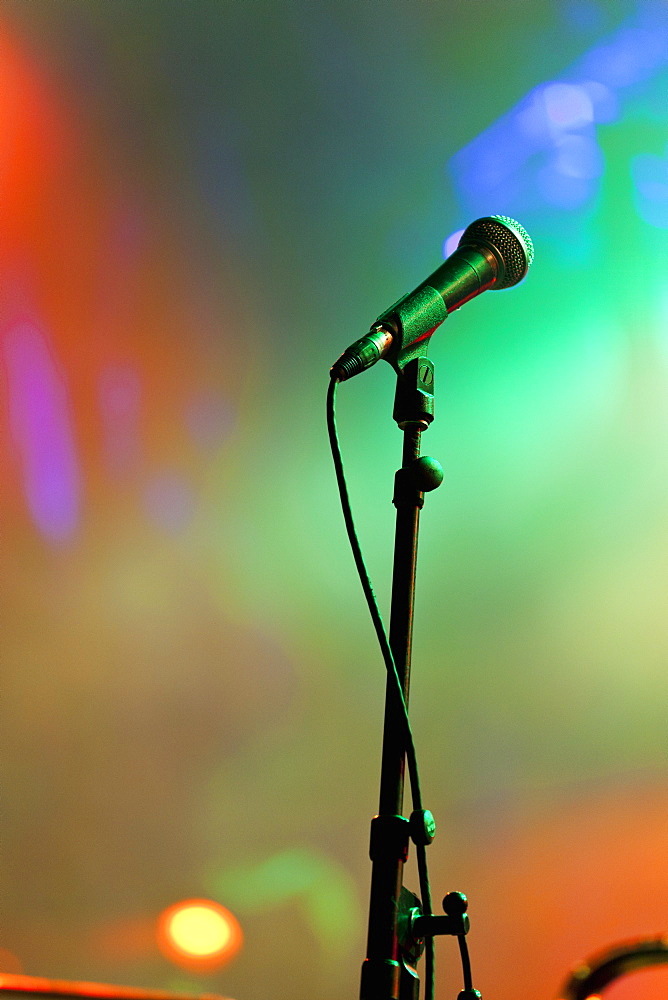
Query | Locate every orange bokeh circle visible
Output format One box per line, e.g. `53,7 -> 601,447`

157,898 -> 243,971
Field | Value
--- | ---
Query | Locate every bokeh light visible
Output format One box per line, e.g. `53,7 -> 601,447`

3,320 -> 80,542
157,900 -> 242,971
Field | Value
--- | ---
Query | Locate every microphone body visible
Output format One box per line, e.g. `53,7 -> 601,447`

331,215 -> 533,381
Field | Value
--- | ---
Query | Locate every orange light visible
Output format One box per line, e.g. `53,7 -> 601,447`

157,899 -> 243,971
0,948 -> 23,974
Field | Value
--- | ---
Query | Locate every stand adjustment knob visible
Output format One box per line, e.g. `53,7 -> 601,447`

412,456 -> 444,492
409,809 -> 436,845
443,891 -> 468,916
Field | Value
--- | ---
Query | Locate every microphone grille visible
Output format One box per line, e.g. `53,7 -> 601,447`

459,215 -> 534,289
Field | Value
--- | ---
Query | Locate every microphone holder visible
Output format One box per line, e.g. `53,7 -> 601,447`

360,353 -> 447,1000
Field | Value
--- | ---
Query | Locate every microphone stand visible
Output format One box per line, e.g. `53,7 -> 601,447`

360,354 -> 444,1000
342,214 -> 532,1000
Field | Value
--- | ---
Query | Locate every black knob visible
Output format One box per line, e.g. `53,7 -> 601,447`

443,891 -> 468,916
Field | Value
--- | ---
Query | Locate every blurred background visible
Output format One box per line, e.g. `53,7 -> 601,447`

1,1 -> 667,999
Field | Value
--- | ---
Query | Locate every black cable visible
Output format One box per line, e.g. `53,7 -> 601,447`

327,374 -> 435,1000
417,842 -> 435,1000
458,935 -> 473,993
327,377 -> 421,804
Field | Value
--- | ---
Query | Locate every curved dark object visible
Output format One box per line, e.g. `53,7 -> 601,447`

559,936 -> 668,1000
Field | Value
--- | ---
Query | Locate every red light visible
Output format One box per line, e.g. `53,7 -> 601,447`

157,899 -> 243,971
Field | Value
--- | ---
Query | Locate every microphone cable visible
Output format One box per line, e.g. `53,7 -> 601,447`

326,374 -> 436,999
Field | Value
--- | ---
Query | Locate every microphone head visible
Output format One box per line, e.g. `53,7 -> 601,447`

458,215 -> 534,289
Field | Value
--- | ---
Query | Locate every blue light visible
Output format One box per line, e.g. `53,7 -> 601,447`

448,2 -> 668,224
536,164 -> 599,210
553,133 -> 604,180
631,150 -> 668,228
579,25 -> 668,89
543,83 -> 594,129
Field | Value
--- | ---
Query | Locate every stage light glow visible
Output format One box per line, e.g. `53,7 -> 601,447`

211,848 -> 363,962
543,82 -> 594,130
157,899 -> 243,970
3,320 -> 80,542
449,2 -> 668,221
581,25 -> 668,89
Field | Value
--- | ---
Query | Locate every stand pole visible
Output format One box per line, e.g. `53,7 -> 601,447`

360,357 -> 441,1000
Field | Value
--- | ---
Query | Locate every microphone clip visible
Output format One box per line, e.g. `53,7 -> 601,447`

393,356 -> 436,429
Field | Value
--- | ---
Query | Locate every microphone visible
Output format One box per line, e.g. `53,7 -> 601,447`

331,215 -> 534,381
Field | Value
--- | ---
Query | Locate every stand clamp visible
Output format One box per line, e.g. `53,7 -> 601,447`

410,891 -> 470,943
